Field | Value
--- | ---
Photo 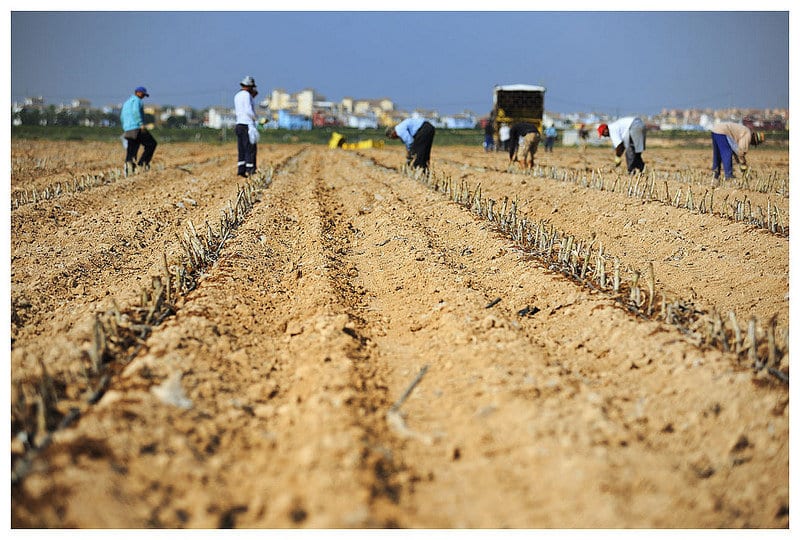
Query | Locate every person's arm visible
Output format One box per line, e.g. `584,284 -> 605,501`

247,97 -> 257,124
395,122 -> 414,147
136,101 -> 145,129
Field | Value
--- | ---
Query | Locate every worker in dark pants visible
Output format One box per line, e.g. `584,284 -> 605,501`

386,117 -> 436,173
234,76 -> 259,177
597,117 -> 647,173
120,86 -> 157,174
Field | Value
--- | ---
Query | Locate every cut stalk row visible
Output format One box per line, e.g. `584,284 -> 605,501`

517,164 -> 789,237
11,167 -> 275,486
11,163 -> 166,210
406,165 -> 788,384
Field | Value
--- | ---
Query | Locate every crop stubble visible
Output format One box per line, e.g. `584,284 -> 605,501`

10,141 -> 789,528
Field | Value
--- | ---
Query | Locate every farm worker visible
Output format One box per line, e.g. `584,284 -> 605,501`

499,123 -> 511,151
483,120 -> 495,152
577,123 -> 589,152
544,124 -> 557,152
385,117 -> 436,173
507,122 -> 540,169
709,122 -> 765,180
234,75 -> 259,178
597,117 -> 647,173
120,86 -> 157,174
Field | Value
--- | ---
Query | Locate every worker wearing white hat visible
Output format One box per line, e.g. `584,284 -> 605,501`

234,76 -> 259,177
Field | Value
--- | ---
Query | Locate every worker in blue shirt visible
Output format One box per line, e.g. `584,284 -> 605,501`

544,124 -> 557,152
120,86 -> 157,174
385,117 -> 436,172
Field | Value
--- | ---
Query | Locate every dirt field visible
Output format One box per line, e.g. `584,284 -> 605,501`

9,139 -> 789,528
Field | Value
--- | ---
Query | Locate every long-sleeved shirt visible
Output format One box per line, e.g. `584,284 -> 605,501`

710,122 -> 753,158
394,117 -> 427,148
120,94 -> 144,131
607,117 -> 645,152
234,89 -> 257,126
607,117 -> 637,147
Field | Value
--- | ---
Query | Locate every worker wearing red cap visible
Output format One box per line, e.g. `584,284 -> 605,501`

709,122 -> 765,180
597,116 -> 646,173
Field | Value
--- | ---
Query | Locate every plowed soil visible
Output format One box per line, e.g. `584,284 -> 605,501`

10,139 -> 789,528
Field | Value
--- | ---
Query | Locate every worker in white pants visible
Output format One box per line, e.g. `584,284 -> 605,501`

597,117 -> 646,173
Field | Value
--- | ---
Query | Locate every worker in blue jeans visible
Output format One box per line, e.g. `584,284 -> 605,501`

710,122 -> 764,180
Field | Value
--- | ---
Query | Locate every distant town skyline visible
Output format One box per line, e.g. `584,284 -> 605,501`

11,11 -> 790,117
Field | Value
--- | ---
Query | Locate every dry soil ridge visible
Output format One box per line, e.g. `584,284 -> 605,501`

10,143 -> 788,528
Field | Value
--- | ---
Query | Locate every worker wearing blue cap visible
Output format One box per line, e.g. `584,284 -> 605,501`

120,86 -> 157,175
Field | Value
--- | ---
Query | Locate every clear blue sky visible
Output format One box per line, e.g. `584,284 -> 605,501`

10,10 -> 790,116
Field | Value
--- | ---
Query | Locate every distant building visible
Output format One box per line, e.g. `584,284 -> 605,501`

206,107 -> 236,129
441,112 -> 477,129
345,113 -> 378,130
24,96 -> 45,107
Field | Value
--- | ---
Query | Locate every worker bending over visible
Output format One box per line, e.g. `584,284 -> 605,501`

597,117 -> 646,173
507,122 -> 541,169
709,122 -> 764,180
386,117 -> 436,173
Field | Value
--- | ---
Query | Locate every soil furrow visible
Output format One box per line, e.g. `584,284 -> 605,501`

364,148 -> 787,327
10,143 -> 788,529
327,149 -> 788,527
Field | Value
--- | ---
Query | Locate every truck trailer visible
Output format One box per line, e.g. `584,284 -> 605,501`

491,84 -> 546,142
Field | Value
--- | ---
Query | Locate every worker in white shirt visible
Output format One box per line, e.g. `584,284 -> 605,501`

597,117 -> 647,173
234,76 -> 259,177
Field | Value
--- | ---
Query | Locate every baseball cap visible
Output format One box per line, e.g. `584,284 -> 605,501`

135,86 -> 150,97
597,123 -> 608,136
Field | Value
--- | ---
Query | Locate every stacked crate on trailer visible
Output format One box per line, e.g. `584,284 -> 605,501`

491,84 -> 546,148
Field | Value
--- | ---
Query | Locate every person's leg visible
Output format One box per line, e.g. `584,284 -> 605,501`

245,141 -> 257,176
137,130 -> 157,167
630,152 -> 645,172
711,133 -> 723,178
530,134 -> 540,166
125,137 -> 140,165
719,138 -> 734,178
123,137 -> 139,175
235,124 -> 248,176
626,138 -> 644,173
518,135 -> 532,167
411,122 -> 435,171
